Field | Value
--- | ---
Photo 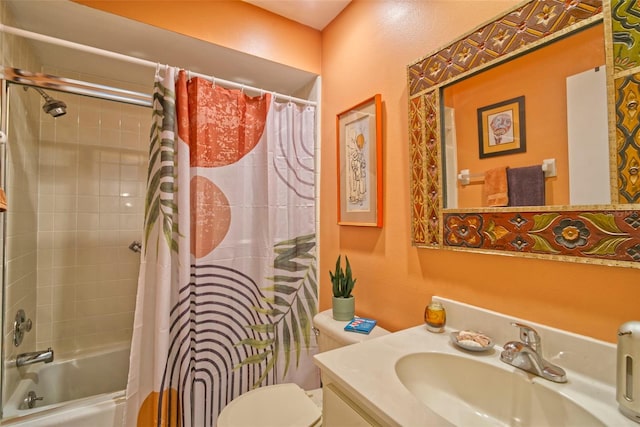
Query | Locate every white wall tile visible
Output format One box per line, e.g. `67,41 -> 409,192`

78,107 -> 100,127
77,213 -> 99,230
56,123 -> 79,145
77,196 -> 99,213
54,195 -> 77,213
99,213 -> 120,230
99,179 -> 120,196
79,126 -> 100,146
99,196 -> 120,213
100,110 -> 121,130
120,181 -> 142,198
53,212 -> 77,231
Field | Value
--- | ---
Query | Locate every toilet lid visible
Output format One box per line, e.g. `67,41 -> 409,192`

217,383 -> 322,427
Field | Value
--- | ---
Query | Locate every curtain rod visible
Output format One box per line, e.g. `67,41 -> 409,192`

0,24 -> 317,107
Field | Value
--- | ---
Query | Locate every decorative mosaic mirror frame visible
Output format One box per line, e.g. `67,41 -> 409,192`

408,0 -> 640,268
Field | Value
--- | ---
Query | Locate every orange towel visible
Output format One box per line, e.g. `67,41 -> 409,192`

0,188 -> 6,212
483,167 -> 509,207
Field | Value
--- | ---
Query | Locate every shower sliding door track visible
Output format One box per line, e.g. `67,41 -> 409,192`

0,67 -> 152,108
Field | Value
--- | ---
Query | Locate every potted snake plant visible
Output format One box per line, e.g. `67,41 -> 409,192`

329,255 -> 356,321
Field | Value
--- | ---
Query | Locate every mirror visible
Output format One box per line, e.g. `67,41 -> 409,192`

407,0 -> 640,267
442,23 -> 608,209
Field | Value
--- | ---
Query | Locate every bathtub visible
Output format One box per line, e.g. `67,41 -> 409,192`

1,344 -> 129,426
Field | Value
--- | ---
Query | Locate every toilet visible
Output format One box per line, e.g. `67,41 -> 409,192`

217,310 -> 390,427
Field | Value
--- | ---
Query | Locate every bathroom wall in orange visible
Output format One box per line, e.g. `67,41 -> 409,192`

73,0 -> 321,75
76,0 -> 639,343
444,24 -> 604,208
320,1 -> 638,344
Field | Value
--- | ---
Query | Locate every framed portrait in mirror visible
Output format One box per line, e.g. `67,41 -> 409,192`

477,96 -> 526,158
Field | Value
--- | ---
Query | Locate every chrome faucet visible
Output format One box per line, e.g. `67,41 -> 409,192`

16,348 -> 54,367
500,322 -> 567,383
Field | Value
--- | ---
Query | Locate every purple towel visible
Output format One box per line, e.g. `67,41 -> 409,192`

507,165 -> 545,206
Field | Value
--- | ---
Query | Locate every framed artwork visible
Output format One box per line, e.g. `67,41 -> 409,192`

477,96 -> 526,158
336,94 -> 383,227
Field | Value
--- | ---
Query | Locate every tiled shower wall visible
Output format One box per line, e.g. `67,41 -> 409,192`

35,90 -> 149,354
0,1 -> 150,412
2,0 -> 150,373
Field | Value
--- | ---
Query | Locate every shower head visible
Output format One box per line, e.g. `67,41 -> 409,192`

24,86 -> 67,118
34,87 -> 67,117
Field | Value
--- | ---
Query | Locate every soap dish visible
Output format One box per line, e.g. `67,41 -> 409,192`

450,330 -> 493,352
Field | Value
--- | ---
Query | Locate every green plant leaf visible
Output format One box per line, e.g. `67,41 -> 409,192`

234,338 -> 275,350
530,213 -> 560,232
160,199 -> 177,210
142,83 -> 180,256
160,146 -> 174,159
275,242 -> 315,261
274,233 -> 315,247
144,197 -> 160,247
251,306 -> 285,316
302,282 -> 317,319
308,265 -> 318,295
290,311 -> 302,367
267,276 -> 301,284
246,323 -> 275,334
234,350 -> 271,370
262,284 -> 298,295
146,148 -> 161,180
530,234 -> 561,254
282,319 -> 291,378
583,237 -> 632,255
579,213 -> 627,235
252,351 -> 277,389
261,295 -> 290,307
160,182 -> 174,193
237,233 -> 318,387
297,297 -> 311,350
275,260 -> 306,272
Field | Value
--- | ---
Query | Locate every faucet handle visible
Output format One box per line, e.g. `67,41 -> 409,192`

511,322 -> 540,346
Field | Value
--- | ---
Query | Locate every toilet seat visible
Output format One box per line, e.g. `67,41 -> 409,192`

217,383 -> 322,427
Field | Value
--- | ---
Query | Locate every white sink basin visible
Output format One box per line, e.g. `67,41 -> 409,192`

395,352 -> 605,427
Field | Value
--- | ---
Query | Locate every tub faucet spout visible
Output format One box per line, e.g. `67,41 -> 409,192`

16,348 -> 54,367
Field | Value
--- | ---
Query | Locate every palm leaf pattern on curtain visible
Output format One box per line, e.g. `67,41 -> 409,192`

235,233 -> 318,387
144,77 -> 179,254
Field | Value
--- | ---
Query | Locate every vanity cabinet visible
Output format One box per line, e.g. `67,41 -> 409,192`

322,383 -> 382,427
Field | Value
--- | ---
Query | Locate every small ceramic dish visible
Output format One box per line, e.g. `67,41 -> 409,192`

450,330 -> 493,352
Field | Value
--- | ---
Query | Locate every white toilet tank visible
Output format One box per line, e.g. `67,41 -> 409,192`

313,310 -> 390,353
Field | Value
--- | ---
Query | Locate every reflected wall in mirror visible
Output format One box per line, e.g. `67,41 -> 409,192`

408,0 -> 640,267
442,24 -> 607,209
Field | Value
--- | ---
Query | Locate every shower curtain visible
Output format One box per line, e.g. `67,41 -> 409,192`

125,67 -> 319,427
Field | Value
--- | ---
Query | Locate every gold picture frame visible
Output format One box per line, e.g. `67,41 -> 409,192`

477,96 -> 526,159
336,94 -> 383,227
